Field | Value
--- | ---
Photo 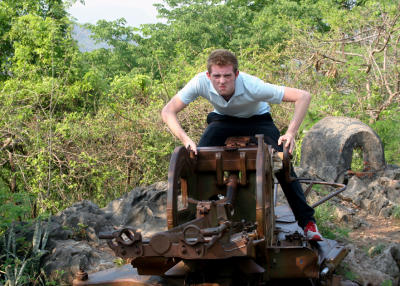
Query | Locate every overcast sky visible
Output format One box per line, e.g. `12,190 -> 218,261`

68,0 -> 166,28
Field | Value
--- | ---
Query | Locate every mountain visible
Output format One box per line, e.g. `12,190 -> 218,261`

72,24 -> 111,52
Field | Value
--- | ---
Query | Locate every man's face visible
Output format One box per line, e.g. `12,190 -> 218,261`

206,64 -> 239,98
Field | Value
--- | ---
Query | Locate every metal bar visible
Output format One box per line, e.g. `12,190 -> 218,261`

297,179 -> 347,208
216,152 -> 224,186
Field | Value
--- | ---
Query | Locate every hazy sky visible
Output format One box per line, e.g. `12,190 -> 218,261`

68,0 -> 165,27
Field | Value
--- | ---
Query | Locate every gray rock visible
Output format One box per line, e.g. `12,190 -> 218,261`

340,176 -> 369,207
43,239 -> 115,283
48,200 -> 117,246
42,183 -> 169,284
334,204 -> 356,223
350,216 -> 369,230
342,244 -> 396,286
102,181 -> 167,236
372,243 -> 400,278
334,169 -> 400,218
383,166 -> 400,180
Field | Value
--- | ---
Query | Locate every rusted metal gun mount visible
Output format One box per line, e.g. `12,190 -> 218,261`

76,135 -> 350,286
99,174 -> 260,267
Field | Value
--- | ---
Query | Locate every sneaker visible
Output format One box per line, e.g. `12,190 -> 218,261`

304,221 -> 323,241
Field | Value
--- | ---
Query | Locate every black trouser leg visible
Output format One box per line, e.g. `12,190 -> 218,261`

275,169 -> 315,228
198,112 -> 315,228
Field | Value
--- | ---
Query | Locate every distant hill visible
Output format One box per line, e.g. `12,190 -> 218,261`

72,24 -> 111,52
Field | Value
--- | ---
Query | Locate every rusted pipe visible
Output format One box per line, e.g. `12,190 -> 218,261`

225,174 -> 238,207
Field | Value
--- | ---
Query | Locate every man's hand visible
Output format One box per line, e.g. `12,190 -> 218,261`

183,138 -> 198,155
278,133 -> 295,154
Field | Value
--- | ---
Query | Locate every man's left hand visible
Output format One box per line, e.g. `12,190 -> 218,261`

278,133 -> 295,154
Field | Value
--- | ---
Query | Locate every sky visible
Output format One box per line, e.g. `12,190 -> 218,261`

68,0 -> 166,28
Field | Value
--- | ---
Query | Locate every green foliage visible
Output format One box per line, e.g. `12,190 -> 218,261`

337,262 -> 360,281
392,205 -> 400,219
278,0 -> 400,165
351,147 -> 364,171
0,189 -> 32,233
83,19 -> 139,78
366,243 -> 386,257
382,279 -> 393,286
372,114 -> 400,165
0,219 -> 50,285
113,258 -> 125,267
314,202 -> 350,240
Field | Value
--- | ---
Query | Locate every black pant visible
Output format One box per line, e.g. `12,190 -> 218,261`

198,112 -> 315,228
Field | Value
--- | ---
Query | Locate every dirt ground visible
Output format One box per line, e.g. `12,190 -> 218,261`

348,214 -> 400,248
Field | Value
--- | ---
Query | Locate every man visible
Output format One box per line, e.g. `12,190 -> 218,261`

161,49 -> 322,241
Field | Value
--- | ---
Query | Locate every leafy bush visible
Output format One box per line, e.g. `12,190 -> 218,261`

0,219 -> 50,285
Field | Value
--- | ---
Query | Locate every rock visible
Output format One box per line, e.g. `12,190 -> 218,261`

391,245 -> 400,270
300,117 -> 386,182
379,204 -> 396,218
334,204 -> 356,223
43,200 -> 119,283
335,168 -> 400,218
340,176 -> 369,207
48,200 -> 117,245
383,166 -> 400,180
372,243 -> 400,280
43,239 -> 115,283
102,181 -> 167,236
342,244 -> 396,286
293,166 -> 310,178
350,216 -> 369,230
42,182 -> 169,284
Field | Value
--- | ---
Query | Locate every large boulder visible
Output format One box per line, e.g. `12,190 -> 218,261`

44,200 -> 118,282
340,166 -> 400,218
102,181 -> 167,236
43,182 -> 168,284
300,117 -> 385,182
43,239 -> 115,283
342,243 -> 400,286
47,200 -> 117,244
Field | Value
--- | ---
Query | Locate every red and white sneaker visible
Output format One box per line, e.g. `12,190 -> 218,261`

304,221 -> 323,241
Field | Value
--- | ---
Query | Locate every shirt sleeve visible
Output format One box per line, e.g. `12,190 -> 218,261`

246,75 -> 284,104
177,74 -> 201,105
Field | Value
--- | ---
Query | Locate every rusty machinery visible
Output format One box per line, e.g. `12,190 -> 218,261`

73,135 -> 349,286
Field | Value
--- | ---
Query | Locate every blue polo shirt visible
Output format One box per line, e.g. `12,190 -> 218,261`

177,71 -> 284,118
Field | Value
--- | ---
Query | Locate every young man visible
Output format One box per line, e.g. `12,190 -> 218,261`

161,49 -> 322,241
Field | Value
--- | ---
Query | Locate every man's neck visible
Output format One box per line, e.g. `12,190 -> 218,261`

221,93 -> 234,102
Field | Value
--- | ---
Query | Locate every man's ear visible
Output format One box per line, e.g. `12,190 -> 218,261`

235,70 -> 239,78
206,71 -> 211,79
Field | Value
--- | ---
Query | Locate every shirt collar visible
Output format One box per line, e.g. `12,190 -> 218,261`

234,74 -> 244,96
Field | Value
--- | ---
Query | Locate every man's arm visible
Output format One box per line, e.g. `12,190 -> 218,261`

278,87 -> 311,154
161,95 -> 198,154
